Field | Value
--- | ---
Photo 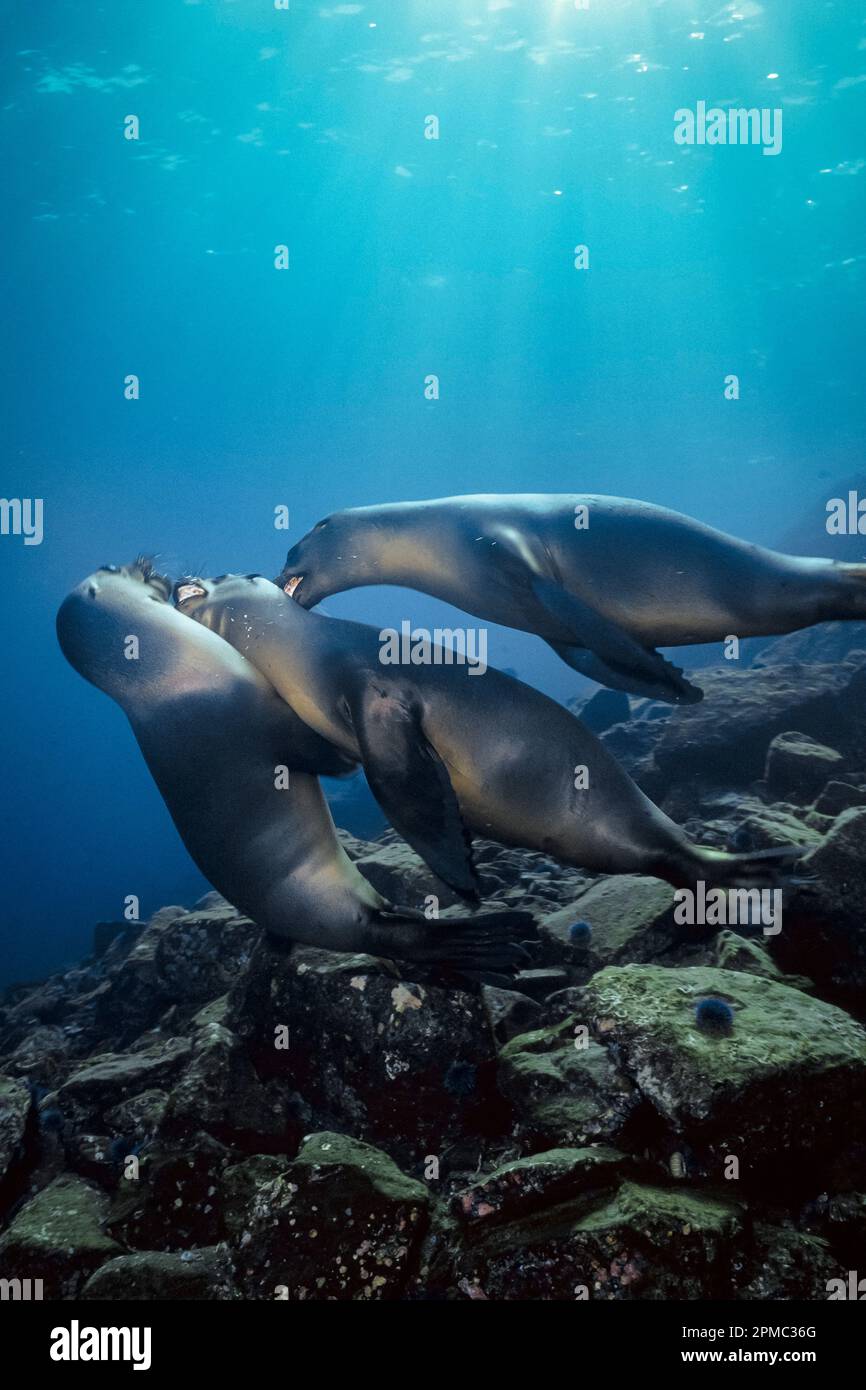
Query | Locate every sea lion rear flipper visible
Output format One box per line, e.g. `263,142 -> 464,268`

348,685 -> 481,902
531,576 -> 703,704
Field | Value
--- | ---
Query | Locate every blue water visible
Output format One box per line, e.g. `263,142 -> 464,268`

2,0 -> 864,986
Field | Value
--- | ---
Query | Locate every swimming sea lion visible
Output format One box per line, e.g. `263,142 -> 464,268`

55,559 -> 533,976
175,572 -> 799,896
275,494 -> 866,703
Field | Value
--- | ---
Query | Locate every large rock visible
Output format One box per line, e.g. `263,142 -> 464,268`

227,1132 -> 430,1300
104,1131 -> 230,1252
227,944 -> 506,1164
730,1225 -> 837,1300
572,688 -> 631,734
453,1146 -> 626,1230
813,780 -> 866,817
712,931 -> 809,988
580,965 -> 866,1178
81,1246 -> 238,1300
539,876 -> 676,971
0,1076 -> 31,1184
352,840 -> 463,910
775,810 -> 866,1003
693,792 -> 821,852
625,657 -> 866,795
799,806 -> 866,917
753,622 -> 866,669
498,1018 -> 639,1146
0,1175 -> 121,1296
153,905 -> 261,1005
452,1181 -> 743,1300
480,986 -> 541,1045
91,906 -> 186,1044
160,1011 -> 296,1150
764,731 -> 845,802
57,1038 -> 192,1131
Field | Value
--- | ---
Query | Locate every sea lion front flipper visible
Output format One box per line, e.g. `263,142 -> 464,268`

530,576 -> 703,704
548,642 -> 701,705
348,684 -> 481,902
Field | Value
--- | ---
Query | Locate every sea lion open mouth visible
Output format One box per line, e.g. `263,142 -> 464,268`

284,575 -> 304,599
131,556 -> 173,601
174,581 -> 208,608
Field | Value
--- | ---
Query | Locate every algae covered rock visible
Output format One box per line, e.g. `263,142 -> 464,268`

58,1037 -> 192,1130
712,931 -> 809,988
453,1180 -> 743,1300
540,875 -> 676,970
581,964 -> 866,1177
230,1131 -> 430,1300
0,1175 -> 121,1296
498,1016 -> 639,1146
81,1246 -> 238,1300
453,1145 -> 625,1230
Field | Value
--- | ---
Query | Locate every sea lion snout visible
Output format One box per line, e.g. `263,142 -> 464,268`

173,578 -> 209,609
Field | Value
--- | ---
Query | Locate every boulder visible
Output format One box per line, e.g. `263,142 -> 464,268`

799,807 -> 866,917
692,793 -> 820,852
753,622 -> 866,668
813,780 -> 866,817
81,1246 -> 238,1300
764,731 -> 845,802
227,944 -> 507,1165
628,657 -> 866,795
91,906 -> 186,1044
103,1131 -> 230,1252
57,1038 -> 192,1131
153,906 -> 261,1005
731,1225 -> 837,1300
775,810 -> 866,1003
572,688 -> 631,734
498,1018 -> 639,1146
480,986 -> 541,1045
228,1132 -> 430,1300
452,1146 -> 626,1230
352,841 -> 463,911
712,931 -> 810,989
581,965 -> 866,1181
540,875 -> 676,971
160,1016 -> 296,1150
0,1175 -> 121,1297
0,1076 -> 31,1183
452,1180 -> 743,1300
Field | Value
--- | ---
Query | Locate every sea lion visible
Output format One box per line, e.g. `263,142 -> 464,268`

55,559 -> 533,976
175,572 -> 799,897
275,494 -> 866,703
